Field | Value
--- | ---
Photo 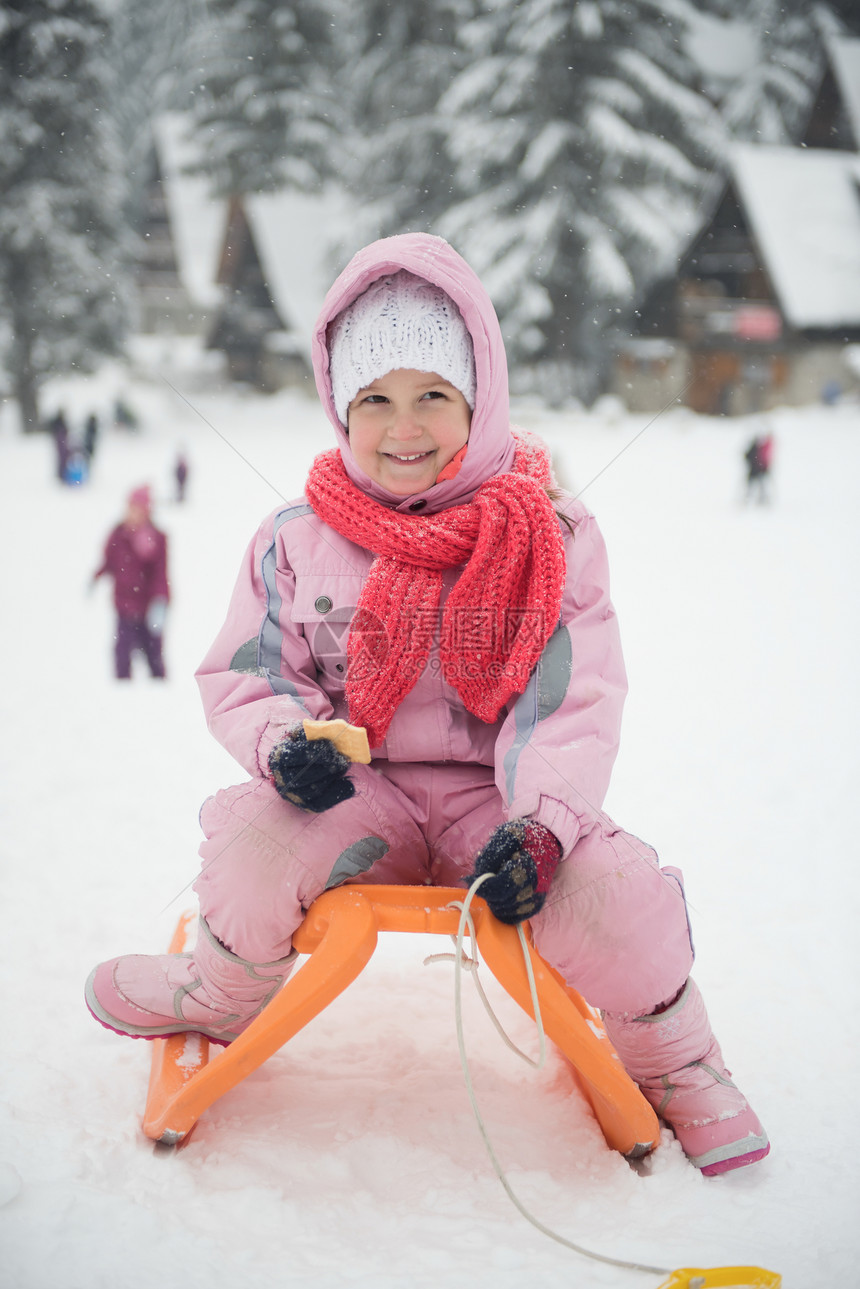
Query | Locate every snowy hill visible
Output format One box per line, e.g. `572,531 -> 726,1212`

1,349 -> 858,1288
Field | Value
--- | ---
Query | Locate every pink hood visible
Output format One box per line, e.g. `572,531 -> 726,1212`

311,233 -> 517,514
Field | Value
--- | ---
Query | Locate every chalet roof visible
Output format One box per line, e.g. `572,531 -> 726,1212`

729,143 -> 860,330
152,115 -> 226,309
828,36 -> 860,149
241,189 -> 348,355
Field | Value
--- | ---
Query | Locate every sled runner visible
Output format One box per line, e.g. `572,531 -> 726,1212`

142,884 -> 659,1156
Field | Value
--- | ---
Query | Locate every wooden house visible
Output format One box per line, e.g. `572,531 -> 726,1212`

206,189 -> 345,392
206,195 -> 293,389
133,116 -> 225,335
133,142 -> 189,333
615,36 -> 860,415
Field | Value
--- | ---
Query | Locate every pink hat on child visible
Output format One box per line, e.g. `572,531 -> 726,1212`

328,270 -> 477,426
128,485 -> 152,513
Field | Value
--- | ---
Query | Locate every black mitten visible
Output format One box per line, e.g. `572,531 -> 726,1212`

268,726 -> 356,814
466,820 -> 562,925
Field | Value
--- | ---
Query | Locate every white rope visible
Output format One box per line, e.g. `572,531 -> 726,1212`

424,892 -> 545,1069
434,874 -> 670,1279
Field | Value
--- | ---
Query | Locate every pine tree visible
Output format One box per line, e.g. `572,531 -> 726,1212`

103,0 -> 204,219
0,0 -> 127,431
331,0 -> 477,253
437,0 -> 722,402
181,0 -> 475,251
700,0 -> 828,143
188,0 -> 342,196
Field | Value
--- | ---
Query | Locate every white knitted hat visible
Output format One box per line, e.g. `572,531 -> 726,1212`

328,270 -> 476,426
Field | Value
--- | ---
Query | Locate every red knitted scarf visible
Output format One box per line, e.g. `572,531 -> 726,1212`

304,433 -> 567,747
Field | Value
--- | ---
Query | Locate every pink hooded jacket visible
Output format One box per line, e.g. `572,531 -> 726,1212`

195,234 -> 627,856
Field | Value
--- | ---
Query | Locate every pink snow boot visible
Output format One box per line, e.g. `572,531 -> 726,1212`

603,979 -> 769,1176
85,916 -> 297,1046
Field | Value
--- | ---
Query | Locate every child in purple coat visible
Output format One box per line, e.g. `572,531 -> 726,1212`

93,485 -> 169,679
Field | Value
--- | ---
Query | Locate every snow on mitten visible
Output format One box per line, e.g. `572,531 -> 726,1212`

466,820 -> 561,925
268,725 -> 356,814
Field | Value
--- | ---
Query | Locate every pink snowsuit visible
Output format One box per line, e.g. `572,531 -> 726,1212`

193,234 -> 693,1019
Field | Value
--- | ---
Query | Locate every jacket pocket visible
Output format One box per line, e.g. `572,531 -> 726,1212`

290,574 -> 363,689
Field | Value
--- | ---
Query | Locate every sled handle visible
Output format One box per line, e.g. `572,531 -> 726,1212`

656,1268 -> 781,1288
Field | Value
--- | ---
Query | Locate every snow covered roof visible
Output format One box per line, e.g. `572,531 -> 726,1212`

242,189 -> 348,356
729,142 -> 860,330
828,35 -> 860,149
152,114 -> 226,310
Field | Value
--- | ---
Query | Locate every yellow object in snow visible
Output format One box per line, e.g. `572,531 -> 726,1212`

657,1270 -> 781,1288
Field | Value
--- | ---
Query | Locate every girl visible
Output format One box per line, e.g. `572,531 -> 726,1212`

86,234 -> 768,1176
92,484 -> 169,680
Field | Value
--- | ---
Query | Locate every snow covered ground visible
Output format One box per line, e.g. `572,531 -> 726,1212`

1,347 -> 858,1288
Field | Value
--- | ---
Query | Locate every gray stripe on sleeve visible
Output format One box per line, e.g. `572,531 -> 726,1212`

504,667 -> 539,800
259,503 -> 314,697
537,626 -> 572,720
503,625 -> 571,798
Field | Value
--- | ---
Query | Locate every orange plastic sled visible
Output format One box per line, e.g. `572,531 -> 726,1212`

143,885 -> 660,1156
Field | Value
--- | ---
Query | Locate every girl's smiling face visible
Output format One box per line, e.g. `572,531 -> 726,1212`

346,368 -> 471,497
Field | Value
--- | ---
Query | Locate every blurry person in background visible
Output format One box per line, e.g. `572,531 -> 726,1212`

174,449 -> 189,503
83,413 -> 99,464
113,396 -> 138,431
92,485 -> 170,679
49,409 -> 70,481
64,445 -> 89,487
743,429 -> 774,504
